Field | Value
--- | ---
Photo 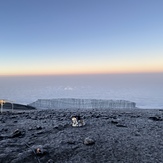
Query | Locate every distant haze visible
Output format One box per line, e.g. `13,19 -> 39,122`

0,73 -> 163,109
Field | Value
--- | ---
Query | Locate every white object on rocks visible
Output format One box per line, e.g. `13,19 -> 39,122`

71,116 -> 85,127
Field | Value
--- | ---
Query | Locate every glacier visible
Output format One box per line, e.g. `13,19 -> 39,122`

29,98 -> 136,110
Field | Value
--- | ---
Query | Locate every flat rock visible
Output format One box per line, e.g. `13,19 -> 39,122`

84,137 -> 95,145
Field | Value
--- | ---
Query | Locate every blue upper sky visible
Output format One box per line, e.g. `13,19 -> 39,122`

0,0 -> 163,75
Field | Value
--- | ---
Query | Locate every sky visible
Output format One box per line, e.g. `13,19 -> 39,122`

0,0 -> 163,76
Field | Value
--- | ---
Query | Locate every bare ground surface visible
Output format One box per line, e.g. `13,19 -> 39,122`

0,108 -> 163,163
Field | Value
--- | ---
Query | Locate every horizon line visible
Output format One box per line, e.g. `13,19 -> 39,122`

0,71 -> 163,77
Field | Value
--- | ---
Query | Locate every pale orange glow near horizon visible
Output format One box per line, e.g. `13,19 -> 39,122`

1,65 -> 163,76
1,0 -> 163,78
1,55 -> 163,76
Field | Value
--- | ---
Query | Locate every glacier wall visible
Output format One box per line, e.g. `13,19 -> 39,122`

29,98 -> 136,109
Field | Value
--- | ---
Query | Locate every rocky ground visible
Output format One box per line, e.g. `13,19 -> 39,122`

0,108 -> 163,163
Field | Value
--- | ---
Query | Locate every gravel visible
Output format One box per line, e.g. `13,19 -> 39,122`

0,108 -> 163,163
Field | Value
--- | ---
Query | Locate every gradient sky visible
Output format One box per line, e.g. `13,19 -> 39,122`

0,0 -> 163,75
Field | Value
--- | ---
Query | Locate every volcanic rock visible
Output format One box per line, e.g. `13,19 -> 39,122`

0,108 -> 163,163
84,137 -> 95,145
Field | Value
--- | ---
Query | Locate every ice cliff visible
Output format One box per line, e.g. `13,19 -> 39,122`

29,98 -> 136,109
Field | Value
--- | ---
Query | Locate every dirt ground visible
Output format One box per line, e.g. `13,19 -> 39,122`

0,108 -> 163,163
